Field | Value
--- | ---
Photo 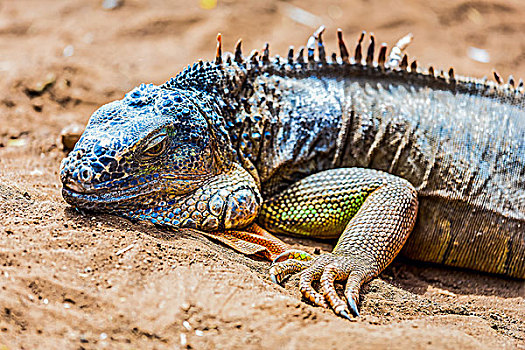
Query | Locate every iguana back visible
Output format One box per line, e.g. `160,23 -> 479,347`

241,68 -> 525,277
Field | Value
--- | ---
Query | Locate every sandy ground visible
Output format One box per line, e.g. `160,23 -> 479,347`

0,0 -> 524,349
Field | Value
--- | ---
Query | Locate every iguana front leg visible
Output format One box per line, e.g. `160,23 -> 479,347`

261,168 -> 418,319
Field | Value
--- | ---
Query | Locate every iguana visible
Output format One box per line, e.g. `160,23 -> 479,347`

60,27 -> 525,320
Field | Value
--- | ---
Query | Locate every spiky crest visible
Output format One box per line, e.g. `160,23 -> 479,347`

177,27 -> 524,105
287,46 -> 294,64
354,31 -> 365,63
215,33 -> 222,64
378,43 -> 387,68
366,34 -> 375,66
262,43 -> 270,63
337,29 -> 350,63
234,39 -> 243,63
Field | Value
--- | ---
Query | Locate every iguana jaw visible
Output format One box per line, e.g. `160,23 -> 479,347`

118,165 -> 261,231
62,164 -> 261,231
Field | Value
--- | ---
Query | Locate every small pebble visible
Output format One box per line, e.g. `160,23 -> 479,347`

102,0 -> 123,10
63,45 -> 74,57
60,123 -> 84,151
6,139 -> 26,148
468,47 -> 490,63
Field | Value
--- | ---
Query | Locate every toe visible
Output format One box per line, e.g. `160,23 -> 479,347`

269,259 -> 311,284
320,262 -> 352,318
299,262 -> 329,308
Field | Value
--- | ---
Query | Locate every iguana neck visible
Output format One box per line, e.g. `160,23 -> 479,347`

161,60 -> 271,177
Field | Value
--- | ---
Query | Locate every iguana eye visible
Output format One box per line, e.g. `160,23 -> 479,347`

141,133 -> 168,160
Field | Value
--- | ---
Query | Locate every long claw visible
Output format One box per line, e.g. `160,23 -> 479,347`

344,270 -> 367,317
347,297 -> 360,317
338,309 -> 353,321
270,274 -> 278,284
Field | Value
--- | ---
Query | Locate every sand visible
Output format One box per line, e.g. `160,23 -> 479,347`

0,0 -> 524,348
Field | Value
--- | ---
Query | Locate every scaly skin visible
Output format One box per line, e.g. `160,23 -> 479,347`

60,29 -> 525,320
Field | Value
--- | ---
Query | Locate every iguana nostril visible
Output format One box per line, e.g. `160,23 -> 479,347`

59,158 -> 68,173
59,158 -> 70,182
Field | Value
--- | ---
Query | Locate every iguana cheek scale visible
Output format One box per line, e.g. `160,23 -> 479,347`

60,27 -> 525,320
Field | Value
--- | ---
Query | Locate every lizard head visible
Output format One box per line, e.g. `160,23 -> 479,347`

60,83 -> 260,231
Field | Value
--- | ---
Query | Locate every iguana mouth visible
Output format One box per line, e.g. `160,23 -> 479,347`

62,173 -> 211,208
62,180 -> 162,207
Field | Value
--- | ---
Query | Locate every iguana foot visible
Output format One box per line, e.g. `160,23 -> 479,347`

270,251 -> 368,318
201,223 -> 288,260
269,258 -> 311,283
